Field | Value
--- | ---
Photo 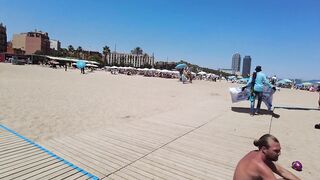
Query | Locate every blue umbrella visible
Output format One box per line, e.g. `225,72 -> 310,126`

281,79 -> 292,83
76,60 -> 86,69
276,79 -> 292,85
175,63 -> 187,69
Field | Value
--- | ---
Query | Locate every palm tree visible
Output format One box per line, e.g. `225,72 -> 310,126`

67,45 -> 74,57
59,48 -> 68,57
143,53 -> 149,66
103,45 -> 111,66
76,46 -> 83,59
131,47 -> 143,55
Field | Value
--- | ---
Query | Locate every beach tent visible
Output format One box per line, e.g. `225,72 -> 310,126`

46,56 -> 100,66
86,64 -> 98,68
46,56 -> 78,63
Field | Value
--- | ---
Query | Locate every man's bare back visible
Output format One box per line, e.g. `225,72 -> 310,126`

234,151 -> 274,180
233,134 -> 300,180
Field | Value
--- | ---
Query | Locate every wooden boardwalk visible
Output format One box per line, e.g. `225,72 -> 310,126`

41,110 -> 271,180
0,125 -> 98,180
2,108 -> 316,179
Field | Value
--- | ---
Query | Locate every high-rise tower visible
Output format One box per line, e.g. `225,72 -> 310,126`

0,23 -> 7,53
242,56 -> 252,77
231,53 -> 241,74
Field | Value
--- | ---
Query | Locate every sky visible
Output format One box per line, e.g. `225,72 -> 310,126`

1,0 -> 319,80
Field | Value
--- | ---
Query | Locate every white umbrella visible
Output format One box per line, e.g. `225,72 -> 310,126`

161,69 -> 170,73
197,71 -> 207,75
171,70 -> 180,74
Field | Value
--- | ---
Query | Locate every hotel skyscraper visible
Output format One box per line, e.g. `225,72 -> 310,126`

231,53 -> 241,74
242,56 -> 251,77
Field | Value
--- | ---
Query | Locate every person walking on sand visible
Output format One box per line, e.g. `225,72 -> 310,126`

317,85 -> 320,107
233,134 -> 300,180
271,75 -> 277,85
242,66 -> 274,115
242,72 -> 257,115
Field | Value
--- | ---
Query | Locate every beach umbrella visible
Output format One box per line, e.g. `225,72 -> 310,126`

302,82 -> 313,86
239,78 -> 249,83
276,79 -> 292,85
197,71 -> 207,75
210,73 -> 218,78
171,70 -> 180,74
76,60 -> 86,69
161,69 -> 170,73
228,76 -> 236,80
175,63 -> 187,69
281,79 -> 292,83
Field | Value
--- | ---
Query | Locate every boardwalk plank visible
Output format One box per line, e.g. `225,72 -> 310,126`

45,140 -> 107,177
0,151 -> 47,169
23,163 -> 68,180
60,136 -> 127,168
1,157 -> 58,179
0,149 -> 43,166
12,160 -> 64,180
0,155 -> 53,176
33,165 -> 74,180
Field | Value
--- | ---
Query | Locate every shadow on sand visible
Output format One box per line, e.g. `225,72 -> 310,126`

231,107 -> 280,118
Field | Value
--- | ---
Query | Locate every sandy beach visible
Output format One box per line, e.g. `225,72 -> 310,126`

1,63 -> 319,179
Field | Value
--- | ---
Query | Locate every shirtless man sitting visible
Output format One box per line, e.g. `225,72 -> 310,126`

233,134 -> 300,180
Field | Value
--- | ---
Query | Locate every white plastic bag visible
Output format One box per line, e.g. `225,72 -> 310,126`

229,87 -> 250,103
230,86 -> 275,110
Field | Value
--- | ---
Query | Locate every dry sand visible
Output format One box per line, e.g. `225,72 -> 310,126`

0,63 -> 319,179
